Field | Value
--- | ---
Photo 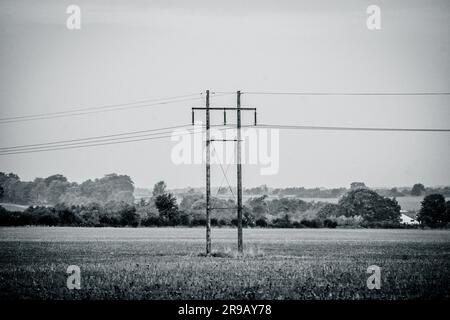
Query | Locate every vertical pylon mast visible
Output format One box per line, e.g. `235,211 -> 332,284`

205,90 -> 211,255
236,91 -> 243,253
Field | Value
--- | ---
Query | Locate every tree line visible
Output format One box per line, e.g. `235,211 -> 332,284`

1,173 -> 449,228
242,182 -> 450,198
0,172 -> 134,206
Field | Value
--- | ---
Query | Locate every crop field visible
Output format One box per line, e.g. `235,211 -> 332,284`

0,227 -> 449,300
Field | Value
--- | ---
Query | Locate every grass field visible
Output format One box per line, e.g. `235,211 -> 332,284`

0,227 -> 449,300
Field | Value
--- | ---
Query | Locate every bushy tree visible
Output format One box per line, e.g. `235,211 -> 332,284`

271,214 -> 292,228
255,217 -> 268,227
152,181 -> 167,197
80,206 -> 101,226
46,180 -> 70,205
0,173 -> 21,203
317,203 -> 340,219
180,193 -> 203,212
0,172 -> 135,206
247,196 -> 268,218
323,219 -> 338,228
350,182 -> 366,190
417,194 -> 449,228
243,206 -> 256,227
338,189 -> 401,225
107,190 -> 134,203
30,179 -> 48,204
411,183 -> 425,196
56,204 -> 81,226
155,193 -> 179,224
44,174 -> 67,185
136,198 -> 159,221
300,219 -> 323,228
119,204 -> 140,227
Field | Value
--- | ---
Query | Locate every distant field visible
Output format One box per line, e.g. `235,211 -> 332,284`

0,227 -> 449,300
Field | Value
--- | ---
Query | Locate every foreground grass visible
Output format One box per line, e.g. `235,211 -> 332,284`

0,227 -> 449,300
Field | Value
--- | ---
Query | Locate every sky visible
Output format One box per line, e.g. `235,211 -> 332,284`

0,0 -> 449,189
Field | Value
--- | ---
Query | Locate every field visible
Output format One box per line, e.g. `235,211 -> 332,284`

0,227 -> 449,300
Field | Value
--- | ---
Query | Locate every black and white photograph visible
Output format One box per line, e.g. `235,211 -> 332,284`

0,0 -> 449,316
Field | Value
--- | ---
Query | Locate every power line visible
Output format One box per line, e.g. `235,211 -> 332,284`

0,130 -> 195,156
2,122 -> 448,155
0,124 -> 190,151
255,124 -> 450,132
0,124 -> 239,152
0,124 -> 235,152
0,129 -> 185,152
0,124 -> 236,156
243,91 -> 450,96
0,92 -> 235,124
0,94 -> 203,124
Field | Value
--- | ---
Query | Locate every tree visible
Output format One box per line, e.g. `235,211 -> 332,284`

411,183 -> 425,196
107,190 -> 134,203
136,197 -> 159,221
247,195 -> 268,218
271,214 -> 292,228
44,174 -> 67,185
0,186 -> 4,200
350,182 -> 366,190
95,174 -> 135,204
338,188 -> 400,225
80,206 -> 101,226
152,181 -> 167,197
119,204 -> 140,227
388,187 -> 404,197
155,193 -> 179,224
242,206 -> 255,227
56,204 -> 81,226
30,179 -> 47,205
46,180 -> 70,205
317,203 -> 340,219
0,172 -> 20,203
417,194 -> 449,228
179,193 -> 203,212
255,217 -> 268,227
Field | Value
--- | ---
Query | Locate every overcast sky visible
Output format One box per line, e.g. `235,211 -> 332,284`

0,0 -> 449,189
